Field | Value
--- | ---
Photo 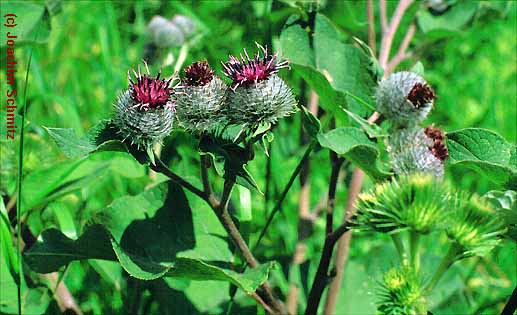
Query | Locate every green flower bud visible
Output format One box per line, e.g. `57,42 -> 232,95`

446,193 -> 505,259
388,125 -> 448,178
113,64 -> 176,149
354,174 -> 450,234
376,71 -> 436,126
377,266 -> 426,315
175,61 -> 227,133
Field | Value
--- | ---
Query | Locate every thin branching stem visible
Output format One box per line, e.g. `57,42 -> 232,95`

391,233 -> 407,263
305,222 -> 350,315
367,0 -> 376,55
501,283 -> 517,315
253,141 -> 316,251
305,155 -> 345,315
379,0 -> 414,69
409,230 -> 421,272
425,244 -> 460,292
150,157 -> 207,202
151,156 -> 284,314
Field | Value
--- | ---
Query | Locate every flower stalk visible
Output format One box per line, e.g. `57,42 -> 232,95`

425,243 -> 461,292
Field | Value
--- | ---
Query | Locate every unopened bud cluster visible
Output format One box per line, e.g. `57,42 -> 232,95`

377,71 -> 447,178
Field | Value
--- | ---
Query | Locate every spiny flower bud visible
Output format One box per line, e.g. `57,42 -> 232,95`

387,125 -> 448,178
222,44 -> 297,128
148,15 -> 184,48
114,63 -> 177,149
175,61 -> 227,133
446,193 -> 505,259
354,174 -> 450,234
376,71 -> 436,126
377,266 -> 426,315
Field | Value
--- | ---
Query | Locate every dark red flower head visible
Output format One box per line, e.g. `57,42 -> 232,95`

184,61 -> 214,86
407,83 -> 436,108
424,125 -> 448,161
222,43 -> 289,89
128,64 -> 173,111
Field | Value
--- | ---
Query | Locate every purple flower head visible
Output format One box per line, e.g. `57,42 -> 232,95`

222,43 -> 289,90
127,63 -> 175,111
424,125 -> 448,161
407,83 -> 436,108
184,61 -> 214,87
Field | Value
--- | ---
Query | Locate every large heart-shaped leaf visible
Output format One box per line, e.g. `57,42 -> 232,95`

280,14 -> 377,119
25,182 -> 275,293
446,128 -> 516,188
317,127 -> 391,181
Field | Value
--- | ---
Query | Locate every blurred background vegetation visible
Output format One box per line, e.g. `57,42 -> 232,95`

0,0 -> 515,314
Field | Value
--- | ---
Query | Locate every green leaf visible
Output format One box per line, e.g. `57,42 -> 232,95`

24,224 -> 116,273
446,128 -> 517,188
44,127 -> 96,158
341,107 -> 388,138
280,14 -> 377,118
317,127 -> 392,180
313,14 -> 377,115
300,106 -> 321,139
411,61 -> 425,76
484,190 -> 517,242
25,182 -> 274,293
0,200 -> 18,280
1,200 -> 51,314
21,159 -> 86,212
0,1 -> 51,48
417,2 -> 478,35
199,137 -> 261,193
46,121 -> 151,165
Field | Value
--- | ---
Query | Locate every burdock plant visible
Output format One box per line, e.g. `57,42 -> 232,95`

377,266 -> 427,315
354,174 -> 450,270
175,61 -> 227,133
376,71 -> 436,127
354,175 -> 506,308
222,44 -> 297,130
388,125 -> 448,178
425,193 -> 506,291
113,63 -> 177,156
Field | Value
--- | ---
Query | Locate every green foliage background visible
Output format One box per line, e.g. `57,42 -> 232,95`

0,1 -> 515,314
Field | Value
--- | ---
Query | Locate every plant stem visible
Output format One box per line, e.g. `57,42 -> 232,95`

200,154 -> 211,194
217,180 -> 285,314
425,244 -> 460,292
217,180 -> 258,268
378,0 -> 414,69
150,157 -> 207,202
501,282 -> 517,315
151,156 -> 284,313
253,141 -> 316,251
391,233 -> 406,264
305,223 -> 350,315
304,156 -> 344,315
367,0 -> 376,55
409,231 -> 421,272
323,168 -> 364,314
